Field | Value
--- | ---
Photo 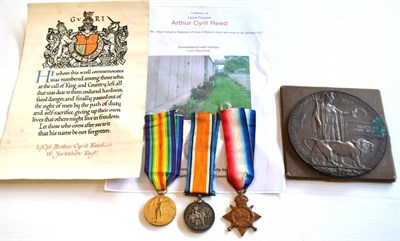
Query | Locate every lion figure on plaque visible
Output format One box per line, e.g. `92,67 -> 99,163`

305,138 -> 374,168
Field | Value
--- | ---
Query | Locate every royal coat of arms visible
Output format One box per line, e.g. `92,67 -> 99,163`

43,11 -> 128,68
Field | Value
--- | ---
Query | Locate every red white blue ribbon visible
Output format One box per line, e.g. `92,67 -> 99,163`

220,108 -> 256,191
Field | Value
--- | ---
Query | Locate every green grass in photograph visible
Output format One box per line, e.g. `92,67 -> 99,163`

204,75 -> 251,113
172,75 -> 251,118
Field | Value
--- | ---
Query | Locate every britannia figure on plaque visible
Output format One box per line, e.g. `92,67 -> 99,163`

312,92 -> 343,141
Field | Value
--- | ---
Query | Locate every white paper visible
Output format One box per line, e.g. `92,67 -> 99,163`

0,2 -> 149,179
105,6 -> 285,193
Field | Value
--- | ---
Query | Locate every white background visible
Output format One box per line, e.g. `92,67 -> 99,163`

1,1 -> 399,241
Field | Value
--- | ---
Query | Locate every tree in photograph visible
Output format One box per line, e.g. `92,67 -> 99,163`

223,56 -> 249,74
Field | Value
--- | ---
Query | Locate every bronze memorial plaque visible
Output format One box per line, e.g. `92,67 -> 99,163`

280,86 -> 396,182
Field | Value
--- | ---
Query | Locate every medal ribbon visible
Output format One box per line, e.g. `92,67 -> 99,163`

185,112 -> 220,196
220,108 -> 256,191
144,110 -> 184,191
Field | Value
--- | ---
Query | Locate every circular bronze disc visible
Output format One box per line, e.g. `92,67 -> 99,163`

144,195 -> 176,226
183,200 -> 215,232
288,90 -> 387,177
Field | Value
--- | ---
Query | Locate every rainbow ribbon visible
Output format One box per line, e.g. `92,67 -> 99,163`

144,110 -> 184,191
220,108 -> 256,191
185,112 -> 220,196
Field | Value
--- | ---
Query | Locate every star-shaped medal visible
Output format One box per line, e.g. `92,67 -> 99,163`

223,193 -> 261,236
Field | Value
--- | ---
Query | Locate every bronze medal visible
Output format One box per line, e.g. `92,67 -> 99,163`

144,195 -> 176,226
220,108 -> 260,236
223,191 -> 261,236
142,111 -> 184,227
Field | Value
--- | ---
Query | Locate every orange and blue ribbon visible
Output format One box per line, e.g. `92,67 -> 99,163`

220,108 -> 256,191
185,112 -> 220,196
144,110 -> 184,191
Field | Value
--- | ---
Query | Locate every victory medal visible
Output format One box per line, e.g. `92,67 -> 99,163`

144,192 -> 176,226
143,110 -> 184,226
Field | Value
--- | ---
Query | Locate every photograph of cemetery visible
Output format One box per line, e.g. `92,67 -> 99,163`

145,55 -> 251,118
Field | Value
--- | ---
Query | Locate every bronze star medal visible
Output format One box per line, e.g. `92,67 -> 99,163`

223,192 -> 261,236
